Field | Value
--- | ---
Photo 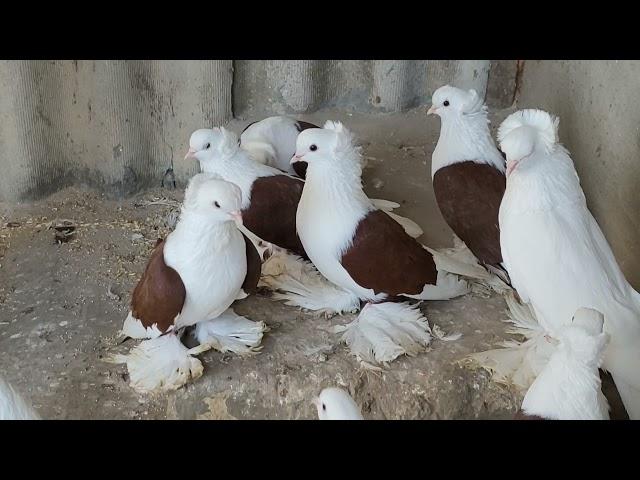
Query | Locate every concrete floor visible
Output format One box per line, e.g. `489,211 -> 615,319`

1,107 -> 531,419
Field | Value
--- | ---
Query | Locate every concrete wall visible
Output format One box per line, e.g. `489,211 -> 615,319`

0,60 -> 515,202
517,60 -> 640,288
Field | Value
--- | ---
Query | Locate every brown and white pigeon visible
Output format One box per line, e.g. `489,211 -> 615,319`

494,108 -> 640,419
284,121 -> 467,366
111,174 -> 267,393
240,115 -> 319,177
428,85 -> 508,282
186,127 -> 424,261
515,308 -> 610,420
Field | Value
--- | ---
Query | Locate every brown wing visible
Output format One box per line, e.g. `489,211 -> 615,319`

433,161 -> 505,266
340,210 -> 437,297
241,233 -> 262,295
130,240 -> 185,333
292,120 -> 320,178
241,175 -> 308,259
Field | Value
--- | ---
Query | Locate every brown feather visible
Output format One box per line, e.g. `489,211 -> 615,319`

242,175 -> 308,259
432,161 -> 505,266
340,210 -> 437,297
241,233 -> 262,295
130,240 -> 186,333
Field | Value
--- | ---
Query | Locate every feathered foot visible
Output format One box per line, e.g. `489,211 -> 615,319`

192,309 -> 268,356
333,302 -> 449,368
106,333 -> 205,394
259,250 -> 361,317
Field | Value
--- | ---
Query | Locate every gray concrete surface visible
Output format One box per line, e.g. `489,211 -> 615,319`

517,60 -> 640,289
0,60 -> 516,202
0,108 -> 525,419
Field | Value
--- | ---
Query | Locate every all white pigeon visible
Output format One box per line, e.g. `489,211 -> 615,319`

516,308 -> 610,420
313,387 -> 364,420
497,108 -> 640,419
428,85 -> 510,286
109,174 -> 268,393
281,121 -> 467,366
0,377 -> 40,420
240,116 -> 319,176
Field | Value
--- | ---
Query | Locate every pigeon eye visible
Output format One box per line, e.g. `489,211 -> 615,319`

310,144 -> 318,152
205,143 -> 211,149
214,201 -> 220,208
443,100 -> 450,107
322,403 -> 326,411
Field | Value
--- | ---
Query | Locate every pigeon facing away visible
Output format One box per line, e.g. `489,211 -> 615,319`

517,308 -> 610,420
498,109 -> 640,419
240,116 -> 319,177
0,377 -> 40,420
287,121 -> 468,365
428,85 -> 507,278
314,387 -> 364,420
111,174 -> 267,393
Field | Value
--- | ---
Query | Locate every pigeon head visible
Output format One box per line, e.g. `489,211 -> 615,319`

427,85 -> 485,118
556,307 -> 609,366
497,109 -> 560,177
183,173 -> 243,224
313,387 -> 363,420
185,127 -> 240,169
292,120 -> 361,175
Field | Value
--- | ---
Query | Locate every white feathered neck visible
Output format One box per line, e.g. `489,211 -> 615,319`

431,105 -> 505,177
199,131 -> 283,209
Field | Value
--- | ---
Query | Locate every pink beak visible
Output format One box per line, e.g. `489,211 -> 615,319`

505,159 -> 519,177
229,210 -> 243,225
427,105 -> 438,116
291,154 -> 303,164
184,148 -> 197,160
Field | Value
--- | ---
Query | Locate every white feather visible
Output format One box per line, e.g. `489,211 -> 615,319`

314,387 -> 364,420
333,302 -> 433,366
370,198 -> 424,238
259,248 -> 361,316
107,333 -> 206,393
240,116 -> 307,174
0,377 -> 40,420
192,308 -> 268,355
521,308 -> 610,420
498,109 -> 640,418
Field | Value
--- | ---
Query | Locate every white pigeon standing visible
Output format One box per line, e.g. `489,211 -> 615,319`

0,377 -> 40,420
240,116 -> 319,176
109,174 -> 267,393
313,387 -> 364,420
517,308 -> 610,420
497,108 -> 640,419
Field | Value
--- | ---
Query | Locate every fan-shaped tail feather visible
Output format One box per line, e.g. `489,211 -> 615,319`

192,309 -> 268,356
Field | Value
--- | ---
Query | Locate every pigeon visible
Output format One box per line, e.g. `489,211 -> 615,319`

110,174 -> 268,393
186,127 -> 424,261
0,377 -> 40,420
285,121 -> 467,365
428,85 -> 508,283
497,108 -> 640,419
313,387 -> 364,420
515,308 -> 610,420
240,116 -> 319,177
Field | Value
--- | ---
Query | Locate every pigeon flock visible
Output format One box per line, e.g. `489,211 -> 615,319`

3,84 -> 639,421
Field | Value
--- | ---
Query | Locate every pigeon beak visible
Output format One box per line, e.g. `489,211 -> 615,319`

291,154 -> 303,165
229,210 -> 243,225
427,105 -> 438,116
506,159 -> 519,177
184,148 -> 197,160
